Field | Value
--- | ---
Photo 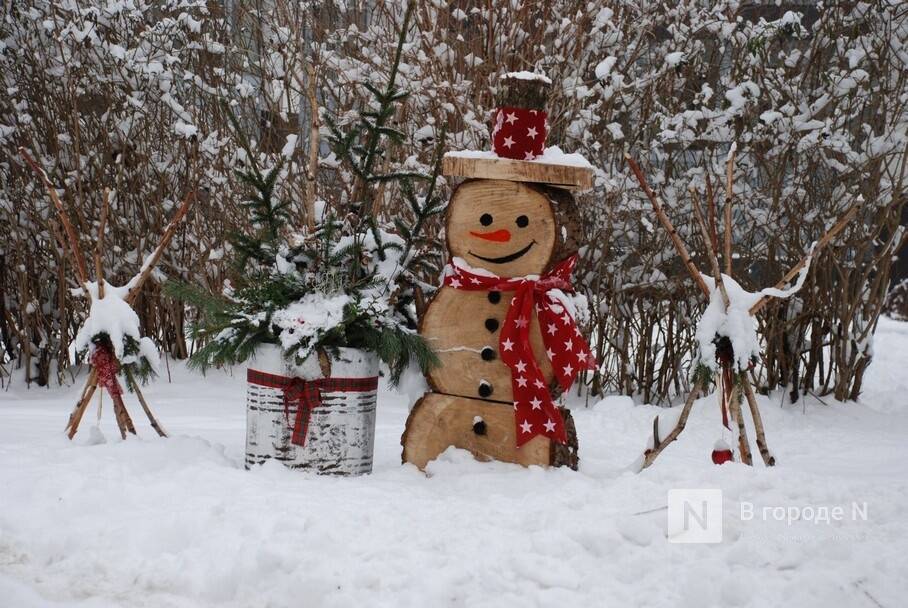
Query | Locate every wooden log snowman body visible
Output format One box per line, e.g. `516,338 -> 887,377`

402,72 -> 593,470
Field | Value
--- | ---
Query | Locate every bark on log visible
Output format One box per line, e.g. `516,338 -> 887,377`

728,385 -> 753,466
65,370 -> 98,439
496,73 -> 551,110
125,368 -> 168,438
111,393 -> 137,440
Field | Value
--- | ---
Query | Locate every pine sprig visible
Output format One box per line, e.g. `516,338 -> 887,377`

324,0 -> 425,284
230,162 -> 289,272
167,203 -> 439,379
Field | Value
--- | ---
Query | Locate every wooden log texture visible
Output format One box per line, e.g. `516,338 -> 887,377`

65,370 -> 98,439
405,178 -> 585,470
111,393 -> 137,440
640,378 -> 703,470
728,386 -> 753,466
125,368 -> 168,438
446,179 -> 557,276
401,392 -> 578,470
741,375 -> 775,466
443,155 -> 593,190
421,287 -> 555,403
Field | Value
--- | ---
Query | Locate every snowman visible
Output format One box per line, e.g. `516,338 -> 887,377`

402,72 -> 594,469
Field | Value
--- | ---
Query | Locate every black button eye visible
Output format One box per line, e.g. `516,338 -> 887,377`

480,213 -> 493,226
516,215 -> 529,228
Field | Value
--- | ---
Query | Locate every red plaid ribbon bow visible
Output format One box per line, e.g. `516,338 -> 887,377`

247,370 -> 378,446
91,344 -> 123,397
444,254 -> 595,446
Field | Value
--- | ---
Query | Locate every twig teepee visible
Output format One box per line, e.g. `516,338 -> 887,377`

19,147 -> 193,440
625,148 -> 860,470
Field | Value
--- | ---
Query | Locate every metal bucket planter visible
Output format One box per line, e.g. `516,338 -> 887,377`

245,344 -> 379,475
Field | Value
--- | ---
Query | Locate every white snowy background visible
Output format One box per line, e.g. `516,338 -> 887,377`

1,317 -> 906,608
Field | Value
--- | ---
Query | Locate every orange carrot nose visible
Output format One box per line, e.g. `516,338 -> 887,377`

470,229 -> 511,242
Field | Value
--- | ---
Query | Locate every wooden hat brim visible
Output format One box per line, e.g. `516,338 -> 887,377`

443,154 -> 593,190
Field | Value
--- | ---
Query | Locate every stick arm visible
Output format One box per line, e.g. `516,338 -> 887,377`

749,201 -> 862,316
125,191 -> 195,306
624,153 -> 711,297
18,147 -> 90,285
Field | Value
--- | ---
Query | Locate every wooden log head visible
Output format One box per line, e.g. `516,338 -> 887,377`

446,179 -> 581,278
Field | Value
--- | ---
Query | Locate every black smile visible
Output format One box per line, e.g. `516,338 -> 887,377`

469,241 -> 536,264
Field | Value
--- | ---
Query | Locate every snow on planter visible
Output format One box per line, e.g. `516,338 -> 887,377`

245,344 -> 379,475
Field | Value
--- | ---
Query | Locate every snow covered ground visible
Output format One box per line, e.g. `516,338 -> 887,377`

1,318 -> 907,608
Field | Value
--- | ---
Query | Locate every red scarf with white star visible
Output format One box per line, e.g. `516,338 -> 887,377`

443,254 -> 595,446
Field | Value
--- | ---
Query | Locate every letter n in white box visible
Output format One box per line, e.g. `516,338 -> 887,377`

667,489 -> 723,543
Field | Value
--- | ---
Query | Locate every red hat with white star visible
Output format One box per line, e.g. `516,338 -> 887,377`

491,71 -> 551,161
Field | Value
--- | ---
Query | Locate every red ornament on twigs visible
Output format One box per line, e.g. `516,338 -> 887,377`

712,439 -> 734,465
